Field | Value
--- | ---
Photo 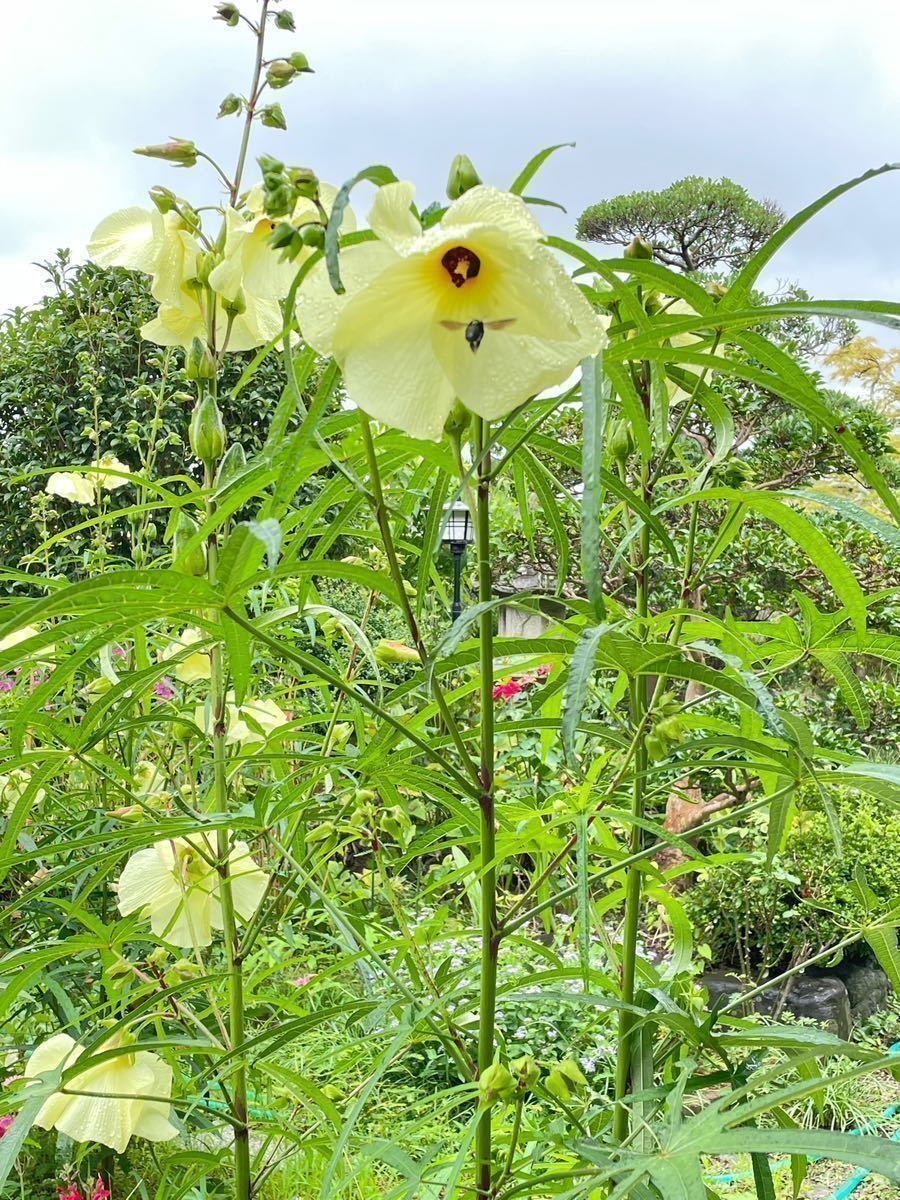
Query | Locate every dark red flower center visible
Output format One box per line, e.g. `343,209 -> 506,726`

441,245 -> 481,288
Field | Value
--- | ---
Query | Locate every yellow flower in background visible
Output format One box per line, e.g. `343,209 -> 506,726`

193,692 -> 289,749
45,472 -> 95,504
116,834 -> 268,947
132,760 -> 169,806
87,206 -> 201,310
91,453 -> 132,491
141,289 -> 281,352
25,1031 -> 177,1153
296,182 -> 609,440
0,625 -> 40,653
0,769 -> 46,815
160,628 -> 211,684
656,295 -> 725,403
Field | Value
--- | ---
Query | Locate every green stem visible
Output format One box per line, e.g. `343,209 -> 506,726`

204,456 -> 251,1199
613,411 -> 652,1143
473,417 -> 498,1198
231,0 -> 270,204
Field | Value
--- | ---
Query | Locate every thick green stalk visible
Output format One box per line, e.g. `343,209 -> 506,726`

205,463 -> 251,1199
613,425 -> 652,1143
473,417 -> 498,1198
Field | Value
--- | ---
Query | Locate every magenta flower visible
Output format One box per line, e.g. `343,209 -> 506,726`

91,1177 -> 111,1200
0,1114 -> 14,1138
153,677 -> 176,701
292,974 -> 313,988
0,676 -> 15,692
493,679 -> 524,702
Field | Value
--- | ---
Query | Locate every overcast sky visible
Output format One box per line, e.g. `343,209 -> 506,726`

1,0 -> 898,319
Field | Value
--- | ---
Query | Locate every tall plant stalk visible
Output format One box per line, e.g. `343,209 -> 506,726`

613,384 -> 652,1143
472,416 -> 498,1197
202,400 -> 252,1200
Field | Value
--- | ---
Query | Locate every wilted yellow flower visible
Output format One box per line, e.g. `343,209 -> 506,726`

117,834 -> 268,947
296,182 -> 609,440
45,472 -> 95,504
25,1031 -> 177,1153
133,760 -> 169,806
159,628 -> 211,684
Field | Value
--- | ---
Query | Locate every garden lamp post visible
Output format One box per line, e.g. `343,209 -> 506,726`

442,498 -> 474,622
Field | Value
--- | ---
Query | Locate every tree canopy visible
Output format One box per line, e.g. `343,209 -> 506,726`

577,174 -> 784,272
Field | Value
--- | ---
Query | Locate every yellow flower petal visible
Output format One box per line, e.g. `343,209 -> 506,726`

443,185 -> 544,244
87,207 -> 164,274
368,181 -> 421,252
45,472 -> 96,504
296,241 -> 398,356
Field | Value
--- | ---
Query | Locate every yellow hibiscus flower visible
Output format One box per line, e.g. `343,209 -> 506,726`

87,206 -> 201,310
295,182 -> 609,441
25,1031 -> 177,1154
117,834 -> 268,948
159,628 -> 211,684
45,472 -> 95,504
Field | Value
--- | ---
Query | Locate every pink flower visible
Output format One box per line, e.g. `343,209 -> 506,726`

0,675 -> 15,692
91,1177 -> 111,1200
536,663 -> 552,678
0,1114 -> 14,1138
492,679 -> 524,702
113,645 -> 127,659
153,677 -> 176,701
58,1187 -> 83,1200
291,974 -> 313,987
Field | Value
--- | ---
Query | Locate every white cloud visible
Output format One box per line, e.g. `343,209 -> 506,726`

1,0 -> 899,315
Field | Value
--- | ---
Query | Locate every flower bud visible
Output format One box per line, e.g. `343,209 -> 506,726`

215,2 -> 240,25
478,1062 -> 516,1108
217,93 -> 243,119
146,946 -> 169,968
266,60 -> 297,89
261,103 -> 287,130
134,139 -> 198,168
149,185 -> 178,214
446,153 -> 482,200
109,805 -> 144,821
375,640 -> 421,665
290,166 -> 319,199
443,400 -> 471,436
164,958 -> 202,986
215,442 -> 248,490
274,8 -> 295,29
189,394 -> 227,466
173,511 -> 207,577
222,290 -> 247,318
510,1055 -> 540,1090
608,418 -> 633,465
299,222 -> 325,248
185,337 -> 217,383
288,51 -> 313,73
106,955 -> 133,981
624,234 -> 653,260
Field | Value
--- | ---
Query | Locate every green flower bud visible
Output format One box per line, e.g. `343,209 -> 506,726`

510,1055 -> 540,1089
185,337 -> 217,382
173,511 -> 207,577
274,8 -> 295,29
134,139 -> 198,168
478,1062 -> 516,1108
624,234 -> 653,260
217,93 -> 243,119
290,166 -> 319,199
288,51 -> 313,73
215,2 -> 240,25
266,60 -> 297,89
145,521 -> 158,543
164,958 -> 202,986
261,103 -> 287,130
545,1059 -> 587,1101
215,442 -> 248,490
222,290 -> 247,317
306,820 -> 336,843
300,222 -> 326,248
443,399 -> 471,436
321,1084 -> 342,1101
608,418 -> 633,465
171,720 -> 196,744
109,804 -> 145,821
189,394 -> 227,466
146,945 -> 169,968
149,185 -> 177,214
375,639 -> 421,665
446,153 -> 482,200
